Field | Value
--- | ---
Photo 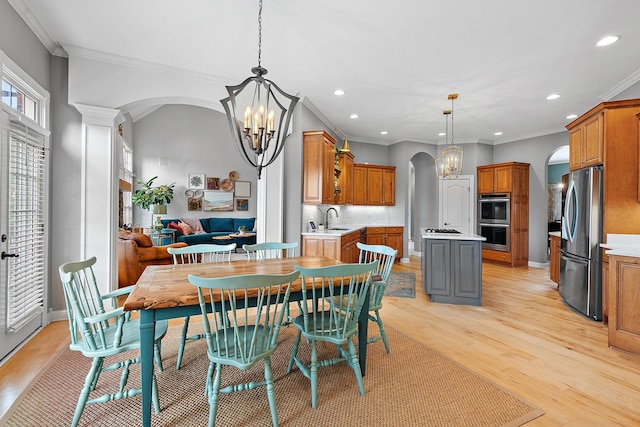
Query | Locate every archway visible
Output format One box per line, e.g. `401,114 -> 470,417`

545,145 -> 569,258
408,151 -> 438,254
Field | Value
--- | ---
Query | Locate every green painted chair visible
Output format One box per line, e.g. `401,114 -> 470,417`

355,242 -> 397,353
168,243 -> 236,369
287,261 -> 377,408
58,256 -> 167,427
243,241 -> 298,260
188,270 -> 300,427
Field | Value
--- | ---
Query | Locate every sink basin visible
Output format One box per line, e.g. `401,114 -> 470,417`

327,227 -> 350,231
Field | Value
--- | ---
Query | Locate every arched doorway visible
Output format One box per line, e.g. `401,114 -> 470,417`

408,152 -> 437,254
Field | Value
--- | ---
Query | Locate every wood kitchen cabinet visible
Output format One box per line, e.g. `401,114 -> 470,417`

607,254 -> 640,356
353,164 -> 396,206
334,151 -> 354,205
477,162 -> 530,267
549,233 -> 561,285
602,249 -> 609,324
566,99 -> 640,240
568,112 -> 603,171
303,130 -> 337,205
302,230 -> 362,262
366,226 -> 403,260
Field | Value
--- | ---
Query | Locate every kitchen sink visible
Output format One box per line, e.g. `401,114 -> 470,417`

327,227 -> 350,231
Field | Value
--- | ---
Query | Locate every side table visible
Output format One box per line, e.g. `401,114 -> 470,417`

148,232 -> 175,246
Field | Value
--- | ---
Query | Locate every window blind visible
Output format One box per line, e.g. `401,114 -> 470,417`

6,123 -> 46,332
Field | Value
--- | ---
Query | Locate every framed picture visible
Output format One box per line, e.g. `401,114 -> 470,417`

235,198 -> 249,211
203,190 -> 233,211
234,181 -> 251,197
188,173 -> 205,189
207,177 -> 220,190
187,196 -> 202,211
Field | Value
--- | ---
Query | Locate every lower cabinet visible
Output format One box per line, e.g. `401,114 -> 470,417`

549,234 -> 561,285
302,235 -> 340,260
303,226 -> 403,262
608,254 -> 640,355
366,226 -> 403,260
422,238 -> 482,306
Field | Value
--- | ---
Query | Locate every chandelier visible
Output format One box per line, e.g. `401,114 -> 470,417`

220,0 -> 299,179
435,93 -> 463,179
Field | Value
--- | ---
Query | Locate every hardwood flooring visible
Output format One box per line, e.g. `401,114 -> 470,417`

1,257 -> 639,425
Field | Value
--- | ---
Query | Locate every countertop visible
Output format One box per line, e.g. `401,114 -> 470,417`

301,224 -> 403,237
549,231 -> 561,238
600,233 -> 640,257
421,228 -> 486,241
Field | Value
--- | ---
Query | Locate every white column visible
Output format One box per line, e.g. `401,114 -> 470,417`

256,150 -> 284,244
72,103 -> 123,297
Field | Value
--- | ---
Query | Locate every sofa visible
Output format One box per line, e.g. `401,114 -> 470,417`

160,217 -> 257,247
117,229 -> 187,288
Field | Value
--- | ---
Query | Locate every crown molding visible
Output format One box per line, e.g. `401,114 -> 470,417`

601,68 -> 640,100
7,0 -> 67,57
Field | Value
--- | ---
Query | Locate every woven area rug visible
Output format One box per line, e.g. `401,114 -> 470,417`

385,272 -> 416,298
2,324 -> 543,426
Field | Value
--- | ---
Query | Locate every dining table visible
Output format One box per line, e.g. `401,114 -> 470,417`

123,255 -> 373,427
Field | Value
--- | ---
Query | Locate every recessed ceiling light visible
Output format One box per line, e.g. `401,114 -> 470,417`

494,132 -> 503,136
566,114 -> 578,119
438,132 -> 446,136
546,94 -> 561,100
380,131 -> 388,135
350,114 -> 359,119
596,35 -> 621,47
334,89 -> 345,96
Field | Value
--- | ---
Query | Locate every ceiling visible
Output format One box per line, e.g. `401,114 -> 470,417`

8,0 -> 640,150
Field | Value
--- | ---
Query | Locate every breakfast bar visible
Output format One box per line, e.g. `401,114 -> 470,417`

421,228 -> 486,306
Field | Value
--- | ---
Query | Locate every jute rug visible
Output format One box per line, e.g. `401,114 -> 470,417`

385,272 -> 416,298
3,323 -> 543,426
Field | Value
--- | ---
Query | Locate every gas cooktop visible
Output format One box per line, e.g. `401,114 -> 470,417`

424,228 -> 462,234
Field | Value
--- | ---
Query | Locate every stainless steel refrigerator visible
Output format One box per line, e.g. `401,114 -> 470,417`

560,166 -> 603,320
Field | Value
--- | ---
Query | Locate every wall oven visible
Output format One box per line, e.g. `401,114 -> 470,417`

478,194 -> 510,224
479,223 -> 510,251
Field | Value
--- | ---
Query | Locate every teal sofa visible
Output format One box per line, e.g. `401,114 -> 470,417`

160,217 -> 256,246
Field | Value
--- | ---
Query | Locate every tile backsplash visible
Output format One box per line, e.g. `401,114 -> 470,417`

302,204 -> 389,228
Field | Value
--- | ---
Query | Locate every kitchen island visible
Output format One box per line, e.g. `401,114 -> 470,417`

421,229 -> 486,306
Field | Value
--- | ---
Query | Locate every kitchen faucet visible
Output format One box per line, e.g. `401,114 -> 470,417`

325,207 -> 338,230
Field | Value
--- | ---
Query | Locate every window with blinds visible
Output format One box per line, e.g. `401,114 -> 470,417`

6,124 -> 46,332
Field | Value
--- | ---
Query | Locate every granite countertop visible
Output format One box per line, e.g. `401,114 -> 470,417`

421,228 -> 486,241
301,224 -> 403,237
600,233 -> 640,257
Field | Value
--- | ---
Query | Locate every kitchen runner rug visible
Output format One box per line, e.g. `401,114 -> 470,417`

385,271 -> 416,298
3,324 -> 543,427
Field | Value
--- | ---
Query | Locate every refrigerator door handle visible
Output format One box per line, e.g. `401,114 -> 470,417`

563,179 -> 578,243
561,250 -> 589,265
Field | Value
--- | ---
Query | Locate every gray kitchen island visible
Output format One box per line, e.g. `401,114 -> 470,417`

421,229 -> 486,306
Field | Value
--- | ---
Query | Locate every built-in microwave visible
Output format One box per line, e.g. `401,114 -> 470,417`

478,194 -> 510,224
479,223 -> 511,252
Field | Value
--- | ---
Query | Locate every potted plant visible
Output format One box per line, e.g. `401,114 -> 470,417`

132,176 -> 175,228
238,225 -> 248,236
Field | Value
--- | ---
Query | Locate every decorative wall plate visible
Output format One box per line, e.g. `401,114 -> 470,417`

220,179 -> 234,191
229,171 -> 239,181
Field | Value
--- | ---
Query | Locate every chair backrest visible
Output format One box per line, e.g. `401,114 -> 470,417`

243,241 -> 298,260
168,243 -> 236,264
58,256 -> 125,352
293,261 -> 377,340
356,243 -> 397,310
188,270 -> 300,369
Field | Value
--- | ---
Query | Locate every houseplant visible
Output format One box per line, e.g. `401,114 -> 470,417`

238,225 -> 248,236
132,176 -> 175,229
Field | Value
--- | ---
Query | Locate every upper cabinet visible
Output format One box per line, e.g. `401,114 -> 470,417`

566,99 -> 640,238
568,112 -> 603,171
335,151 -> 354,205
353,164 -> 396,206
477,162 -> 520,194
303,130 -> 337,205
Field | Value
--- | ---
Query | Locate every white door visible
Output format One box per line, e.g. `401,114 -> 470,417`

438,175 -> 474,235
0,111 -> 48,361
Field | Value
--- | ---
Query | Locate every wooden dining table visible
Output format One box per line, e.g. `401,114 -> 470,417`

123,255 -> 373,427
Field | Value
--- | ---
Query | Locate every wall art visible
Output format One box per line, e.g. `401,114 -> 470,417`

207,177 -> 220,190
235,198 -> 249,211
188,173 -> 205,189
234,181 -> 250,197
203,190 -> 233,211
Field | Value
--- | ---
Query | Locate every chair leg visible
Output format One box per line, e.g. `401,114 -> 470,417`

287,330 -> 302,373
154,341 -> 164,372
71,357 -> 102,427
310,340 -> 318,409
176,316 -> 190,370
152,370 -> 161,414
263,357 -> 279,427
374,310 -> 390,354
208,363 -> 222,427
347,338 -> 366,396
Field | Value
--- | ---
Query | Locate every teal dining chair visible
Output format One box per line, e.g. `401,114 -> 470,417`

58,256 -> 167,427
167,243 -> 236,369
287,261 -> 377,408
355,242 -> 397,353
188,270 -> 300,427
243,241 -> 298,260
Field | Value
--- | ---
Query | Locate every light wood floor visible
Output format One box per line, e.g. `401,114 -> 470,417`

2,256 -> 640,425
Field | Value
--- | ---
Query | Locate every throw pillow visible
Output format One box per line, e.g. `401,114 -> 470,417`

178,222 -> 195,235
168,221 -> 182,236
120,232 -> 153,248
180,217 -> 204,233
209,217 -> 233,232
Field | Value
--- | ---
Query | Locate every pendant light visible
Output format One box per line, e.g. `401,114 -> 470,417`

435,94 -> 463,179
220,0 -> 299,179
